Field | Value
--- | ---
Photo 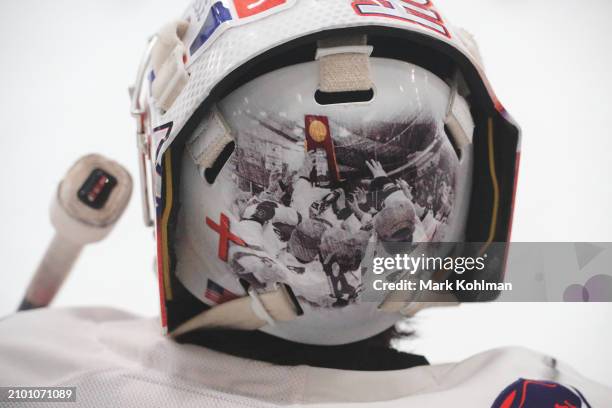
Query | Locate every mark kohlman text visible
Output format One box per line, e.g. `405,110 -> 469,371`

373,279 -> 512,292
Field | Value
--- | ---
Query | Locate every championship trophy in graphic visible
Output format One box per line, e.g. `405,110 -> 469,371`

304,115 -> 340,187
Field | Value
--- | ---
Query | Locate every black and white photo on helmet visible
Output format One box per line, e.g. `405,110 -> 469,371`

175,57 -> 468,312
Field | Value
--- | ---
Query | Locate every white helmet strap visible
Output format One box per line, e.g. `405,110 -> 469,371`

186,107 -> 234,178
170,286 -> 299,336
444,72 -> 475,150
315,35 -> 373,93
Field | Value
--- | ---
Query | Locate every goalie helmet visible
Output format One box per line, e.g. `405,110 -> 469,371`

130,0 -> 520,345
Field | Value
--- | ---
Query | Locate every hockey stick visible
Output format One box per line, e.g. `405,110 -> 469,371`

18,154 -> 132,311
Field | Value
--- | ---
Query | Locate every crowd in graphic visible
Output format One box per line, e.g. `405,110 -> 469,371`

226,144 -> 456,308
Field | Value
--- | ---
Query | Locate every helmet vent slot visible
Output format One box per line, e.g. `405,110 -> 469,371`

204,141 -> 235,184
314,89 -> 373,105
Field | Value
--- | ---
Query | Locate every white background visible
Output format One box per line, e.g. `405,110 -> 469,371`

1,0 -> 611,386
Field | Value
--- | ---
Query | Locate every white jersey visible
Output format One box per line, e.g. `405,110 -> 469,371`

1,308 -> 610,407
277,250 -> 333,307
290,178 -> 330,220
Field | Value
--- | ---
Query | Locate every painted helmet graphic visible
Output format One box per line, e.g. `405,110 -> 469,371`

130,0 -> 520,344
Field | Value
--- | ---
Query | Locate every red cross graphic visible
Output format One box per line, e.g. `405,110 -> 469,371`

206,213 -> 246,262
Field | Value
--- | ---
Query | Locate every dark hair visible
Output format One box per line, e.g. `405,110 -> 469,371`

176,324 -> 427,371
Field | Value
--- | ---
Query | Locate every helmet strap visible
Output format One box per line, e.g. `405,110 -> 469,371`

315,35 -> 373,93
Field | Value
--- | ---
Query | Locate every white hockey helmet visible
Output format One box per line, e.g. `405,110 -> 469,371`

130,0 -> 520,344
